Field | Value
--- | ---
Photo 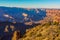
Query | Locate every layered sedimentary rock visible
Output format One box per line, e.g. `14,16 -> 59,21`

46,9 -> 60,23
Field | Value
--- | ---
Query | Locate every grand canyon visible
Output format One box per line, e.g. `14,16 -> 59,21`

0,7 -> 60,40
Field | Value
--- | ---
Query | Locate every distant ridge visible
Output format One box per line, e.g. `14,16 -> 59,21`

0,6 -> 60,9
0,6 -> 46,24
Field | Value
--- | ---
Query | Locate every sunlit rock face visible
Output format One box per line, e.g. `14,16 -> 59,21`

46,9 -> 60,23
0,7 -> 46,23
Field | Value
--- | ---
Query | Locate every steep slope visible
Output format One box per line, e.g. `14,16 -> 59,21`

19,22 -> 60,40
0,7 -> 60,40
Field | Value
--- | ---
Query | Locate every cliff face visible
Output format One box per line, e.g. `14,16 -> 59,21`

0,7 -> 60,40
12,9 -> 60,40
46,9 -> 60,23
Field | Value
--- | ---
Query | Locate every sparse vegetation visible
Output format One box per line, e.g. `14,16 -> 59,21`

18,22 -> 60,40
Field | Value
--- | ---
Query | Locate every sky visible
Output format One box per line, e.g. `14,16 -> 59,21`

0,0 -> 60,8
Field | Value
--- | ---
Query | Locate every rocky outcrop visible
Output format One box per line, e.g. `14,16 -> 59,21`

46,9 -> 60,23
12,31 -> 20,40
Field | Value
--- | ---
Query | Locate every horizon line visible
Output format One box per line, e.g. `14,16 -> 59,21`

0,6 -> 60,9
